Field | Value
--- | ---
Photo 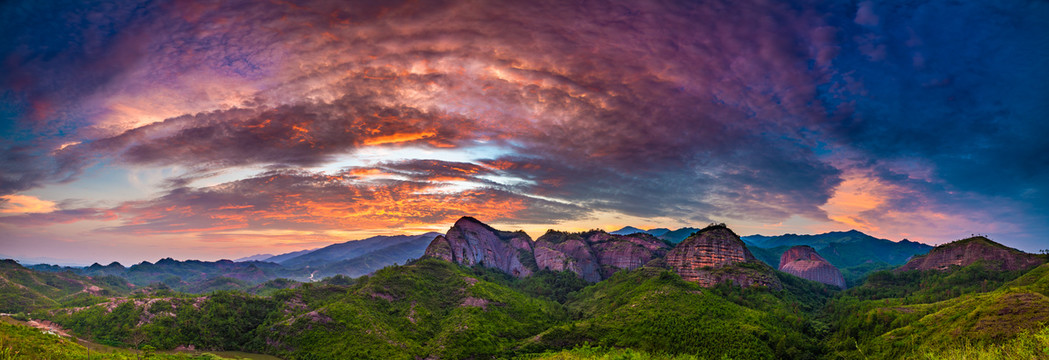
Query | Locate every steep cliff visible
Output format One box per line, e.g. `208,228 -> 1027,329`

534,231 -> 602,282
778,245 -> 846,289
534,230 -> 671,282
423,217 -> 536,277
665,224 -> 779,288
896,236 -> 1045,272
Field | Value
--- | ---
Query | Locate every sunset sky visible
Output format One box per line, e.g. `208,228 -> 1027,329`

2,0 -> 1047,265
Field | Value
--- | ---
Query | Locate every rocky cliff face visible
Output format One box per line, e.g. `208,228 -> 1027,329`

534,230 -> 670,282
665,225 -> 778,288
896,236 -> 1045,272
423,217 -> 536,277
778,246 -> 846,289
534,232 -> 602,282
425,217 -> 671,281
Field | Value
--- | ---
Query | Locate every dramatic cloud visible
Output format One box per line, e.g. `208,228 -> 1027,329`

1,163 -> 584,234
1,0 -> 1046,262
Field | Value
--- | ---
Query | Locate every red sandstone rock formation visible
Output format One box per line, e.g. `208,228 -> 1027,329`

896,236 -> 1045,272
665,225 -> 778,288
424,217 -> 535,277
534,230 -> 670,282
778,245 -> 846,289
427,217 -> 671,281
534,232 -> 602,282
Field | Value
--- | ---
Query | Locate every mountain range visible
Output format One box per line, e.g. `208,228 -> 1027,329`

2,217 -> 1047,359
610,225 -> 702,243
610,226 -> 934,286
18,224 -> 934,294
24,232 -> 440,294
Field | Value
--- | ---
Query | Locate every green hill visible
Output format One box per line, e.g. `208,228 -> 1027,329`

522,266 -> 834,359
10,249 -> 1049,360
0,317 -> 260,359
0,259 -> 130,313
260,258 -> 569,359
824,263 -> 1049,359
39,259 -> 571,359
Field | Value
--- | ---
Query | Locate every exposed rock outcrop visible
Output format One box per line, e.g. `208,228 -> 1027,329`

533,232 -> 602,282
896,236 -> 1045,272
534,230 -> 671,282
665,224 -> 779,288
778,245 -> 846,289
423,217 -> 536,277
425,218 -> 671,282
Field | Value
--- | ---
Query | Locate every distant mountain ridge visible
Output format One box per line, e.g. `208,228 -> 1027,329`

741,229 -> 934,268
740,229 -> 934,287
277,233 -> 440,269
22,232 -> 443,293
609,226 -> 701,243
233,253 -> 276,262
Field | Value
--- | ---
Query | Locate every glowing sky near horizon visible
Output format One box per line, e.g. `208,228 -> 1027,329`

1,0 -> 1048,265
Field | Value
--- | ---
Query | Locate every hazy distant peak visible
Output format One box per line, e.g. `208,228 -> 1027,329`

610,226 -> 647,235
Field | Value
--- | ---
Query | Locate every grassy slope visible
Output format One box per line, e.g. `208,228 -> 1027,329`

0,320 -> 239,359
524,267 -> 833,360
25,256 -> 1049,360
0,260 -> 129,313
38,259 -> 569,359
825,263 -> 1049,359
521,345 -> 699,360
262,258 -> 569,359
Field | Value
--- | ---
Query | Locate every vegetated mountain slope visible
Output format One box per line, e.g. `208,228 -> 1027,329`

89,258 -> 298,287
0,259 -> 130,313
264,259 -> 568,359
42,259 -> 568,359
522,266 -> 834,359
311,236 -> 437,278
278,232 -> 440,269
0,319 -> 254,360
825,260 -> 1049,359
659,227 -> 702,244
646,228 -> 671,237
260,249 -> 314,264
527,346 -> 701,360
897,236 -> 1046,272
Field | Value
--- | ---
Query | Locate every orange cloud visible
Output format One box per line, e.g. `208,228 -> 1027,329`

363,130 -> 438,146
0,195 -> 59,214
821,173 -> 887,232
